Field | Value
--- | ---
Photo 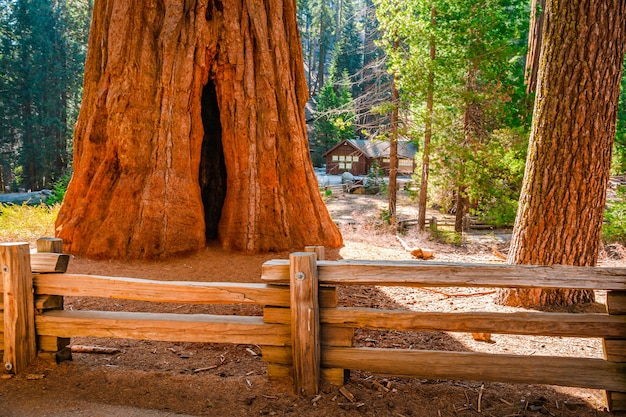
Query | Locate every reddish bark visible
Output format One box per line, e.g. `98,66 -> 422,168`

500,0 -> 626,307
524,0 -> 546,94
56,0 -> 342,258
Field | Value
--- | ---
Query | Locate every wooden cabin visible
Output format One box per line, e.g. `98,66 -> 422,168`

323,139 -> 417,175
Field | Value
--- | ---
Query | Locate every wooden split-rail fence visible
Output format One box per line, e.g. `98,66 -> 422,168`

1,239 -> 625,411
398,215 -> 510,231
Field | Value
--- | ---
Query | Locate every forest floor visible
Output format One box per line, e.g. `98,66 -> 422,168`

1,192 -> 626,416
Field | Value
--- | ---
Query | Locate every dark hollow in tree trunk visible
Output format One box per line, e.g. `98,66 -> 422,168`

199,80 -> 227,241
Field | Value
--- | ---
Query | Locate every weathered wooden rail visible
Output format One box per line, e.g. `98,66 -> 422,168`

1,240 -> 625,411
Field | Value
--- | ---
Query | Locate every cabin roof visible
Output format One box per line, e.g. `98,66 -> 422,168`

323,139 -> 417,159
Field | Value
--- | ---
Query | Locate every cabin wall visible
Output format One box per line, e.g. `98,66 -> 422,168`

325,144 -> 367,175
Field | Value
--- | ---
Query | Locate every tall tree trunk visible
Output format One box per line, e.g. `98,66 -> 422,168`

316,16 -> 326,95
55,0 -> 342,258
524,0 -> 546,94
455,64 -> 478,233
23,98 -> 37,191
417,5 -> 436,231
307,21 -> 313,93
335,0 -> 342,45
387,41 -> 399,223
499,0 -> 626,307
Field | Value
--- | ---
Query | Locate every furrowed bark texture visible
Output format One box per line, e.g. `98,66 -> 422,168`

502,0 -> 626,306
55,0 -> 342,258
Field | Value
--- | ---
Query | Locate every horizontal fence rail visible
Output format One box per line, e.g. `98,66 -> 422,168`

321,347 -> 626,392
325,308 -> 626,339
36,310 -> 290,346
33,274 -> 291,306
262,259 -> 626,290
29,276 -> 292,347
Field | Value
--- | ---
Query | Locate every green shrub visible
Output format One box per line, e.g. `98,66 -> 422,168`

379,208 -> 392,224
603,187 -> 626,244
46,174 -> 71,206
478,196 -> 518,228
430,228 -> 464,245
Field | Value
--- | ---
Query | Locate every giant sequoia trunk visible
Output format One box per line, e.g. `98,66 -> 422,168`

499,0 -> 626,307
55,0 -> 342,258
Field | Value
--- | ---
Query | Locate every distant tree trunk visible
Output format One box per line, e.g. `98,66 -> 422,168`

316,16 -> 326,95
56,0 -> 342,258
498,0 -> 626,307
335,0 -> 342,45
453,184 -> 467,233
524,0 -> 546,94
388,42 -> 399,223
455,63 -> 478,233
418,6 -> 436,231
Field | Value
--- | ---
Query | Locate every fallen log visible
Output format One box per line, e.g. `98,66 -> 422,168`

70,345 -> 121,354
0,190 -> 51,205
395,236 -> 434,260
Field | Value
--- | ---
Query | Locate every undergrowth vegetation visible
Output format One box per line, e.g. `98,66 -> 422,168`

0,203 -> 60,243
603,186 -> 626,244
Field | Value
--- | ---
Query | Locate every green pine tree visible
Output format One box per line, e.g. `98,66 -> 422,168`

0,0 -> 90,192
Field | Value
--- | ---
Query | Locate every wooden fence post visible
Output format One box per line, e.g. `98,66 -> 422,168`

304,245 -> 352,386
1,243 -> 36,374
35,237 -> 71,364
604,290 -> 626,412
290,252 -> 320,396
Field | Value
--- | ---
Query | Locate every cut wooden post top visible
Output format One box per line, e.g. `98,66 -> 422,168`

304,246 -> 325,261
0,242 -> 29,248
36,237 -> 63,254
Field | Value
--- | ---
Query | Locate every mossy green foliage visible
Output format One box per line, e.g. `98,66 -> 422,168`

429,228 -> 464,245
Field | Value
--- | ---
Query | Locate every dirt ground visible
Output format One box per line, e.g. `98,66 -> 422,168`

1,192 -> 625,416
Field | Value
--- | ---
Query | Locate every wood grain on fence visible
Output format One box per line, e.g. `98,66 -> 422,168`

34,274 -> 290,306
320,307 -> 626,338
322,347 -> 626,392
262,259 -> 626,290
36,310 -> 290,346
289,252 -> 320,396
1,243 -> 36,374
605,290 -> 626,410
